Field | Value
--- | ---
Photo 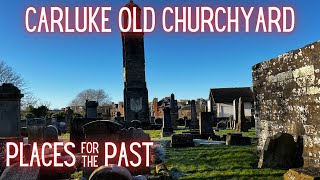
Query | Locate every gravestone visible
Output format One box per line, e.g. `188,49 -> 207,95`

89,165 -> 132,180
258,133 -> 303,169
0,163 -> 40,180
177,118 -> 185,126
0,83 -> 24,137
161,107 -> 173,137
44,125 -> 59,142
82,120 -> 123,179
51,114 -> 58,127
86,100 -> 98,118
171,134 -> 194,148
170,93 -> 178,129
131,120 -> 142,128
27,118 -> 46,144
189,100 -> 199,129
65,107 -> 73,132
0,83 -> 24,173
199,112 -> 213,135
185,119 -> 191,127
233,99 -> 239,129
216,121 -> 227,130
155,118 -> 162,125
236,97 -> 248,132
225,133 -> 251,145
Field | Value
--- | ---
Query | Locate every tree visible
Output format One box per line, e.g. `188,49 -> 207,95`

70,89 -> 111,106
0,60 -> 45,110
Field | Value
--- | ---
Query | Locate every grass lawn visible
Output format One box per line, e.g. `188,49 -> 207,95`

164,145 -> 286,180
66,128 -> 286,179
214,129 -> 257,139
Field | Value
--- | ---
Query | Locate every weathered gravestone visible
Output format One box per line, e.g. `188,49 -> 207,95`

0,163 -> 40,180
216,121 -> 227,130
171,134 -> 194,148
258,133 -> 303,169
225,133 -> 251,146
82,120 -> 123,179
44,125 -> 58,142
284,168 -> 320,180
0,83 -> 24,174
0,83 -> 24,137
82,120 -> 151,179
131,120 -> 142,128
89,165 -> 132,180
70,118 -> 100,153
236,97 -> 249,132
233,99 -> 239,129
65,107 -> 73,132
161,107 -> 173,137
189,100 -> 199,129
200,112 -> 213,136
177,118 -> 185,126
27,118 -> 46,144
253,41 -> 320,167
170,93 -> 178,129
86,100 -> 98,118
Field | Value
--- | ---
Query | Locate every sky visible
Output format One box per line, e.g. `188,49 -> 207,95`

0,0 -> 319,109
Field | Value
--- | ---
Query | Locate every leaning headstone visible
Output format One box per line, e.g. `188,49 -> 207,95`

44,125 -> 59,142
200,112 -> 213,135
0,163 -> 40,180
86,100 -> 98,118
284,168 -> 320,180
189,100 -> 199,129
89,165 -> 133,180
161,107 -> 173,137
170,93 -> 178,129
27,118 -> 46,144
258,133 -> 303,169
171,134 -> 194,148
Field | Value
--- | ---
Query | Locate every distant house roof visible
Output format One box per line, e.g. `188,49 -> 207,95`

210,87 -> 254,103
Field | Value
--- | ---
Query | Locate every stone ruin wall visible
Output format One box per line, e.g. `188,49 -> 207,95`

253,41 -> 320,167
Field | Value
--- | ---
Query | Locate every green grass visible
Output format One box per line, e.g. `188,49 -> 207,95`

164,145 -> 286,180
215,129 -> 257,139
145,128 -> 187,139
59,133 -> 70,139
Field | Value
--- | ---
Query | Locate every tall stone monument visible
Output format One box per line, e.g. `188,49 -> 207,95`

170,93 -> 178,129
189,100 -> 199,129
122,0 -> 150,123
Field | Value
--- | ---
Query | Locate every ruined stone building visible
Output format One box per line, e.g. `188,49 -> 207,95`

253,41 -> 320,167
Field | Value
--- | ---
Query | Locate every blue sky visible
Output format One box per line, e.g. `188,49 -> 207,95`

0,0 -> 319,109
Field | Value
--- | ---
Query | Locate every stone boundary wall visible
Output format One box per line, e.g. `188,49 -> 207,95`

253,41 -> 320,167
